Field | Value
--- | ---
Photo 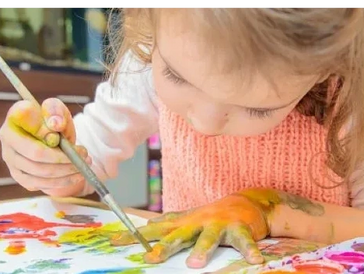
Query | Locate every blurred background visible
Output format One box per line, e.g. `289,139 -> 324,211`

0,8 -> 162,212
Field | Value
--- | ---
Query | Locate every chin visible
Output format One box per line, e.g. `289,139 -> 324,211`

193,128 -> 222,137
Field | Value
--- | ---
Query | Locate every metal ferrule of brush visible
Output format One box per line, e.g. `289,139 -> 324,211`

103,194 -> 153,252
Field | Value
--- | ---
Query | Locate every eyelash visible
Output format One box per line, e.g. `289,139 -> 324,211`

162,66 -> 186,85
246,108 -> 275,119
162,66 -> 275,119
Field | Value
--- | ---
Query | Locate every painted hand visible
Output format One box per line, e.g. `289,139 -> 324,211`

111,189 -> 274,269
0,98 -> 89,196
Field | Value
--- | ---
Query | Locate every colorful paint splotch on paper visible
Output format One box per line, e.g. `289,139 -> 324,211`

352,242 -> 364,252
2,197 -> 363,274
240,237 -> 364,274
4,240 -> 26,255
55,211 -> 97,224
78,267 -> 145,274
0,212 -> 102,243
58,222 -> 134,255
7,258 -> 72,274
224,238 -> 323,270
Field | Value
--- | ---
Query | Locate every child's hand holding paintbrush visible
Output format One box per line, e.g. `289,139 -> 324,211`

0,96 -> 88,196
0,56 -> 152,252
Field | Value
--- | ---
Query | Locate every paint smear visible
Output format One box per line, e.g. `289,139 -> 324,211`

126,252 -> 145,264
55,211 -> 66,219
4,240 -> 26,255
77,268 -> 145,274
0,213 -> 102,243
325,251 -> 364,264
55,211 -> 97,224
63,214 -> 97,224
260,270 -> 304,274
9,258 -> 71,272
261,241 -> 320,258
39,238 -> 61,247
324,251 -> 364,271
294,259 -> 344,273
352,242 -> 364,252
59,222 -> 131,254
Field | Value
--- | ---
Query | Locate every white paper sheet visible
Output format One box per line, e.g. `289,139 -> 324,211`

0,197 -> 242,274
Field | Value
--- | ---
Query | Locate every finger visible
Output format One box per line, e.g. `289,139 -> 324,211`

144,226 -> 202,264
186,224 -> 225,269
4,123 -> 87,164
110,222 -> 175,246
225,224 -> 264,264
42,98 -> 76,143
9,165 -> 84,191
12,148 -> 83,178
6,100 -> 60,147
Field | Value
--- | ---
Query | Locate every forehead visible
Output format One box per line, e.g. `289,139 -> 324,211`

155,10 -> 317,108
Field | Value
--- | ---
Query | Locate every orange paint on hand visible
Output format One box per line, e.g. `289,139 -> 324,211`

144,244 -> 165,263
5,240 -> 26,255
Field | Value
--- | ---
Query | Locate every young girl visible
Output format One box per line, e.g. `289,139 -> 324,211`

1,8 -> 364,269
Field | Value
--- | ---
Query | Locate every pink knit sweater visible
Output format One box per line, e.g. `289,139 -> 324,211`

158,102 -> 350,212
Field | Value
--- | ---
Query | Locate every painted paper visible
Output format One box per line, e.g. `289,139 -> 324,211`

234,237 -> 364,273
0,197 -> 243,274
1,197 -> 360,274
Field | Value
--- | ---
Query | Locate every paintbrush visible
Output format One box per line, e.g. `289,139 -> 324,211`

0,56 -> 152,252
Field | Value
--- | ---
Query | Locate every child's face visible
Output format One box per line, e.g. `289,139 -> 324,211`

152,16 -> 323,136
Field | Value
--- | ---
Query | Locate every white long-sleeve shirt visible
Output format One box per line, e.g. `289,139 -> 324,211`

73,53 -> 364,209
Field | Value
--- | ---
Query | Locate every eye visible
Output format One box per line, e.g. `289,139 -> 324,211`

245,108 -> 275,119
162,66 -> 186,85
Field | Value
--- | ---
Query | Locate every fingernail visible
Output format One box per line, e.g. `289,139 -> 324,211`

44,132 -> 60,148
47,116 -> 63,130
187,255 -> 207,269
249,255 -> 264,264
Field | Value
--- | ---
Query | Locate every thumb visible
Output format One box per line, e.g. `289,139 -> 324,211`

42,98 -> 76,144
7,100 -> 60,147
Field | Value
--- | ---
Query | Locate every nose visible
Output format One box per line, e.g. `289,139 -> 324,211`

187,102 -> 228,135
